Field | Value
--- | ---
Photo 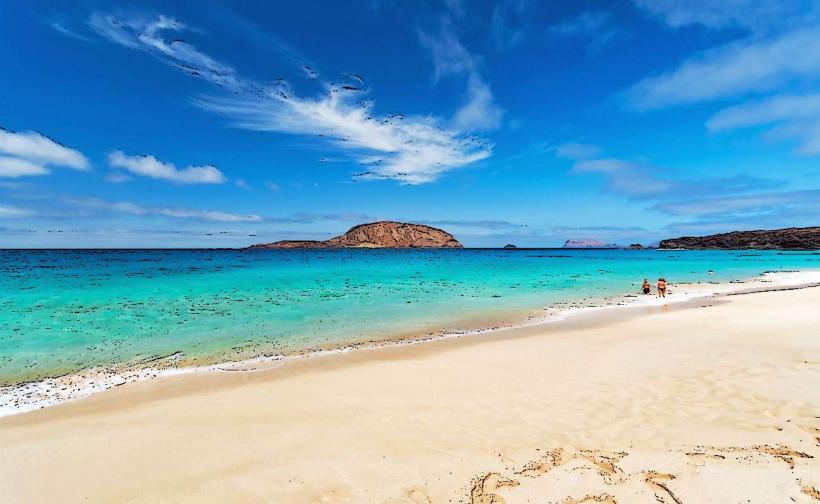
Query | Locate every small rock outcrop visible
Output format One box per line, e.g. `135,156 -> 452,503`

659,227 -> 820,250
503,244 -> 517,249
249,221 -> 463,249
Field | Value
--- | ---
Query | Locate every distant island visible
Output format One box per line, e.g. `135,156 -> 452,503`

249,221 -> 463,249
659,227 -> 820,250
563,239 -> 618,249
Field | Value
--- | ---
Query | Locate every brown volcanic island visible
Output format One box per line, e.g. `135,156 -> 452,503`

659,226 -> 820,250
249,221 -> 463,249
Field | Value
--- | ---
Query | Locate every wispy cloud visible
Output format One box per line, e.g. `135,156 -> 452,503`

490,0 -> 532,50
707,93 -> 820,154
0,203 -> 32,218
558,144 -> 789,209
663,202 -> 820,236
67,198 -> 262,223
89,13 -> 243,90
107,151 -> 226,184
0,128 -> 89,178
627,27 -> 820,109
419,23 -> 504,132
651,189 -> 820,216
555,142 -> 601,160
418,218 -> 521,231
91,12 -> 493,184
50,21 -> 91,42
558,144 -> 819,233
197,85 -> 491,184
633,0 -> 816,33
627,2 -> 820,157
549,11 -> 621,52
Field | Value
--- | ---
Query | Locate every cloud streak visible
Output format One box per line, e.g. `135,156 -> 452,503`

67,198 -> 262,223
91,12 -> 493,184
419,23 -> 504,132
108,151 -> 226,184
707,93 -> 820,154
557,144 -> 798,220
651,189 -> 820,216
628,27 -> 820,109
633,0 -> 814,32
0,128 -> 89,178
0,203 -> 32,218
89,14 -> 243,90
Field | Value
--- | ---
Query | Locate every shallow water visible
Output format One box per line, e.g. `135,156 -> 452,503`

1,248 -> 818,385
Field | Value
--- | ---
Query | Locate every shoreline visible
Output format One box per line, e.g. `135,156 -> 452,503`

1,270 -> 819,502
2,268 -> 819,419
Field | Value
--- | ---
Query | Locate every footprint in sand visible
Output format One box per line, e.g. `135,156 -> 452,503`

469,472 -> 520,504
405,486 -> 433,504
643,471 -> 682,504
561,495 -> 617,504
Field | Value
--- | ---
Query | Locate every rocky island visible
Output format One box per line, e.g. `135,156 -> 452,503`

249,221 -> 463,249
563,239 -> 618,249
659,226 -> 820,250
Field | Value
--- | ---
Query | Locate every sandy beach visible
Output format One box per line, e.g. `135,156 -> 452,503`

1,278 -> 819,503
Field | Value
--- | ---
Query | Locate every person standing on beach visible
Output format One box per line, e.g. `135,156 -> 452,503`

657,277 -> 667,298
642,279 -> 651,295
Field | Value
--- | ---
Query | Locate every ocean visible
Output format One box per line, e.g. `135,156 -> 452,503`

1,248 -> 818,388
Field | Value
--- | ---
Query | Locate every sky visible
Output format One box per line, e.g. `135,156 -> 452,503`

1,0 -> 819,248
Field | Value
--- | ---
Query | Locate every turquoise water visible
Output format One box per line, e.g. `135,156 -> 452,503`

1,249 -> 817,385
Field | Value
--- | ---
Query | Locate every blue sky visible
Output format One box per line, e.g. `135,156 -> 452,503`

1,0 -> 819,247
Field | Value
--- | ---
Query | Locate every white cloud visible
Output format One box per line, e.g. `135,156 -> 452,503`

707,93 -> 820,154
419,24 -> 504,132
0,203 -> 32,218
573,158 -> 639,174
633,0 -> 814,32
265,181 -> 280,191
628,27 -> 820,109
197,86 -> 491,184
418,25 -> 477,81
451,73 -> 504,131
555,142 -> 601,160
0,128 -> 90,178
108,150 -> 226,184
0,157 -> 49,178
68,198 -> 262,223
572,158 -> 675,197
707,93 -> 820,130
93,12 -> 492,184
89,13 -> 243,90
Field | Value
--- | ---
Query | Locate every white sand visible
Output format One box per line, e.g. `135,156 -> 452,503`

0,276 -> 818,503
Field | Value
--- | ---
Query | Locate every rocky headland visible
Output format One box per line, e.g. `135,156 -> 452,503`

659,227 -> 820,250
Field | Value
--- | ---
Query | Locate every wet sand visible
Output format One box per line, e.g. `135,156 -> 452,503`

1,279 -> 819,503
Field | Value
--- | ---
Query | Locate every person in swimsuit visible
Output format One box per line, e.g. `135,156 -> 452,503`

642,279 -> 651,295
657,277 -> 667,298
